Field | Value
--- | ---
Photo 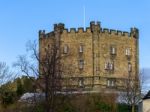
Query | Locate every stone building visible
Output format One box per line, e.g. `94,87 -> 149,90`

138,91 -> 150,112
39,21 -> 139,91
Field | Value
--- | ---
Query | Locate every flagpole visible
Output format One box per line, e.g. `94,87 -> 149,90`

83,5 -> 85,29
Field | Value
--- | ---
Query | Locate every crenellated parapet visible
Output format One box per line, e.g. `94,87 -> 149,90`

70,28 -> 76,33
102,28 -> 132,37
39,21 -> 139,39
62,27 -> 91,33
39,30 -> 55,39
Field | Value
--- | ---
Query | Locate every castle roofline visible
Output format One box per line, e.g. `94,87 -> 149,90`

39,21 -> 139,39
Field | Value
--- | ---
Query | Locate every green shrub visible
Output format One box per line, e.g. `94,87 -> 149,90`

1,91 -> 16,107
96,102 -> 111,112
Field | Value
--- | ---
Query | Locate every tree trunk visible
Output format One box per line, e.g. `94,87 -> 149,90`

132,105 -> 135,112
45,76 -> 50,112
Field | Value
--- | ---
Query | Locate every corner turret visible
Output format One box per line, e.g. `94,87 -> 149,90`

54,23 -> 65,33
54,23 -> 65,48
130,27 -> 139,39
90,21 -> 101,33
39,30 -> 45,38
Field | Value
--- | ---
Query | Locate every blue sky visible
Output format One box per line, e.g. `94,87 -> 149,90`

0,0 -> 150,69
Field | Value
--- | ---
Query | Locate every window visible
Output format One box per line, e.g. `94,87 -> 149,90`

110,47 -> 116,55
109,63 -> 114,70
63,44 -> 69,54
125,48 -> 131,56
104,62 -> 114,71
128,63 -> 132,72
79,59 -> 84,69
107,79 -> 115,87
79,44 -> 84,53
78,78 -> 84,87
104,62 -> 109,70
95,77 -> 100,80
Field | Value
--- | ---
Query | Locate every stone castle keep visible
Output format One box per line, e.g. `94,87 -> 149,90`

39,21 -> 139,91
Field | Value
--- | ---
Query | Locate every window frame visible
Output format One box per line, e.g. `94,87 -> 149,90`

128,62 -> 132,72
110,46 -> 116,55
79,44 -> 84,53
125,48 -> 131,56
79,59 -> 84,69
63,44 -> 69,54
107,79 -> 115,87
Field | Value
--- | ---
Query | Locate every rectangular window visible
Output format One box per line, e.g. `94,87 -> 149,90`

63,44 -> 69,54
107,80 -> 111,86
109,62 -> 114,70
79,59 -> 84,69
128,63 -> 132,72
78,78 -> 84,87
111,80 -> 114,86
79,44 -> 84,53
104,62 -> 114,71
110,47 -> 116,55
107,79 -> 115,87
104,62 -> 109,70
125,48 -> 131,56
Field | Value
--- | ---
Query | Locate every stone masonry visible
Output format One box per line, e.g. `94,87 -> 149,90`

39,21 -> 139,91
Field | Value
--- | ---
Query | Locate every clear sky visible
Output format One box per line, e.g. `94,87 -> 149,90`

0,0 -> 150,69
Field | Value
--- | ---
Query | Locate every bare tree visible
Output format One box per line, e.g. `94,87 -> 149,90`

120,72 -> 142,112
14,40 -> 74,112
0,62 -> 16,108
0,62 -> 13,85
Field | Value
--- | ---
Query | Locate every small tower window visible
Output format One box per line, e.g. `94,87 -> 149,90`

128,63 -> 132,72
107,79 -> 115,87
104,62 -> 109,70
107,80 -> 110,86
110,47 -> 116,55
78,78 -> 84,87
79,44 -> 84,53
79,59 -> 84,69
109,62 -> 114,70
63,44 -> 69,54
104,62 -> 114,71
125,48 -> 131,56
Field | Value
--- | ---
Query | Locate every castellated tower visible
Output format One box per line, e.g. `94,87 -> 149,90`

39,21 -> 139,91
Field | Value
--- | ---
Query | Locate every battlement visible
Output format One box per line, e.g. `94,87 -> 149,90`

39,30 -> 45,38
39,30 -> 45,35
54,23 -> 64,30
70,28 -> 76,33
103,28 -> 109,33
90,21 -> 101,26
78,27 -> 84,33
62,27 -> 91,33
102,28 -> 131,37
86,27 -> 91,33
39,21 -> 139,39
130,27 -> 139,38
110,29 -> 117,35
39,30 -> 55,39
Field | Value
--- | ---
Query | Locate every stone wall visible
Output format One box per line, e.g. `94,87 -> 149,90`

39,21 -> 139,90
